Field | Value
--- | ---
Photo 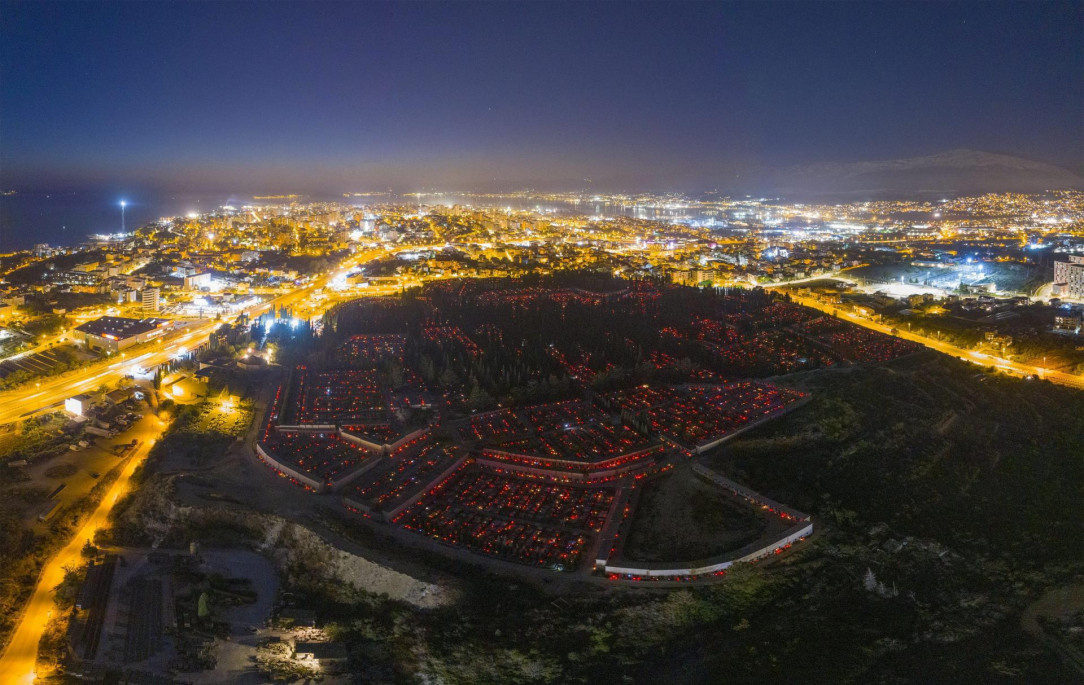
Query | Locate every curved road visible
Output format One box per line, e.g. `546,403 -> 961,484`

0,435 -> 155,683
780,291 -> 1084,390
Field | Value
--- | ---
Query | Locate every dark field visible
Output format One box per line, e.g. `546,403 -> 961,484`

622,467 -> 770,562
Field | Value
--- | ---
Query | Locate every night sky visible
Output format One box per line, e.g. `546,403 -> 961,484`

2,1 -> 1082,193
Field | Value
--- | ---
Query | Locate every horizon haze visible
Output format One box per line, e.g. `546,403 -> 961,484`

2,1 -> 1082,196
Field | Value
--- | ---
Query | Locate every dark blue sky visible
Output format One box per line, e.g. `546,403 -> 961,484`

2,1 -> 1081,193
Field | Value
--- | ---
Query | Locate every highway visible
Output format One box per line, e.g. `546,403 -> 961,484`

0,248 -> 393,426
0,429 -> 158,683
780,290 -> 1084,391
0,319 -> 220,424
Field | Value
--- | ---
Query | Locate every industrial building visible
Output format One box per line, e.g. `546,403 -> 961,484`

73,316 -> 169,354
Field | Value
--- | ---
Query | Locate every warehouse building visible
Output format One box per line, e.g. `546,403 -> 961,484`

74,316 -> 169,354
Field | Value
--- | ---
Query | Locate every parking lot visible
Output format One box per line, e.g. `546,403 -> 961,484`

0,343 -> 95,380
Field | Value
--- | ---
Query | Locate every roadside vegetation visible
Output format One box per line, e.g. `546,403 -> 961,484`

0,452 -> 128,652
100,398 -> 253,548
0,345 -> 88,391
788,279 -> 1084,374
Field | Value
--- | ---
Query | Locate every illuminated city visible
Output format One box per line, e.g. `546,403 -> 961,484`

0,2 -> 1082,684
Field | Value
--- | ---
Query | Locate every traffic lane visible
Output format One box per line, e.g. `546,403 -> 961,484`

0,253 -> 388,424
0,321 -> 219,424
785,294 -> 1084,389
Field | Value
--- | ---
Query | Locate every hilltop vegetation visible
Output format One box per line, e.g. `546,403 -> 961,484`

261,351 -> 1083,683
712,352 -> 1083,565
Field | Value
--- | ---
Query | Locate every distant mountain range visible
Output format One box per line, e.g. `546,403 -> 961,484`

770,149 -> 1084,198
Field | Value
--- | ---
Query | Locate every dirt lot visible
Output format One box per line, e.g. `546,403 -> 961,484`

33,416 -> 158,522
622,466 -> 784,563
0,412 -> 156,529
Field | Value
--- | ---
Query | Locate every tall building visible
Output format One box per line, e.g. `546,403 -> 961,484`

141,286 -> 160,312
1053,255 -> 1084,299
